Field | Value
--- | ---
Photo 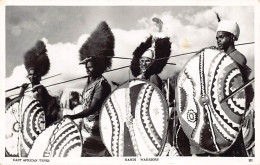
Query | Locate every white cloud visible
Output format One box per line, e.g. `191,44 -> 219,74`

5,65 -> 29,97
11,26 -> 22,36
184,8 -> 219,31
6,6 -> 254,98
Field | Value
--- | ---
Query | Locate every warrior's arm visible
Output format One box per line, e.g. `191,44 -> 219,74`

33,85 -> 51,103
150,74 -> 163,90
69,97 -> 101,119
229,51 -> 248,72
234,53 -> 247,67
18,83 -> 29,97
69,81 -> 111,120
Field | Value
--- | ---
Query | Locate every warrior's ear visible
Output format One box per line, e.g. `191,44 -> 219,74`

231,35 -> 236,42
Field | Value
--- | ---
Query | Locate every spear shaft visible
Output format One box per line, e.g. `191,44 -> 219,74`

7,66 -> 129,97
5,73 -> 62,92
220,78 -> 255,103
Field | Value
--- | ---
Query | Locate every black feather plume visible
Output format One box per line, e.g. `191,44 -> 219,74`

79,21 -> 115,74
130,36 -> 171,77
130,36 -> 153,77
24,40 -> 50,77
145,37 -> 171,76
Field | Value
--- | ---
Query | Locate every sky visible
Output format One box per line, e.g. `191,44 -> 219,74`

5,6 -> 255,97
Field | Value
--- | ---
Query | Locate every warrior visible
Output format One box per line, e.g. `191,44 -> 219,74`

20,41 -> 61,127
216,17 -> 254,98
64,21 -> 114,157
216,18 -> 251,83
130,35 -> 171,90
188,15 -> 254,157
216,16 -> 254,156
130,19 -> 178,156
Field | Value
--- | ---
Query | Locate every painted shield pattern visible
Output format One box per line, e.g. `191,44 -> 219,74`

5,95 -> 46,157
242,108 -> 255,150
176,48 -> 246,154
29,118 -> 83,157
100,79 -> 168,156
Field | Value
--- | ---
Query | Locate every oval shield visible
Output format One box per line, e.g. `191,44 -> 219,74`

100,79 -> 169,156
5,95 -> 46,157
242,108 -> 255,153
176,48 -> 246,154
28,118 -> 83,157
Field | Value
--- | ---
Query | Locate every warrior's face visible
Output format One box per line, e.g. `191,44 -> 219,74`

216,31 -> 233,52
28,69 -> 40,85
139,57 -> 153,74
139,50 -> 154,74
85,61 -> 95,77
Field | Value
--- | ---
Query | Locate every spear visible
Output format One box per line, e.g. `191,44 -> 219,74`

7,66 -> 129,97
167,63 -> 176,65
154,42 -> 255,61
45,75 -> 88,88
220,78 -> 255,103
5,73 -> 62,92
42,73 -> 62,81
86,42 -> 254,62
45,65 -> 129,88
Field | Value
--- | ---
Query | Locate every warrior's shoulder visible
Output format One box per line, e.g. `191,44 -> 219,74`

229,50 -> 247,66
99,77 -> 111,89
32,84 -> 46,92
231,50 -> 246,58
150,74 -> 162,81
95,77 -> 111,95
149,74 -> 163,87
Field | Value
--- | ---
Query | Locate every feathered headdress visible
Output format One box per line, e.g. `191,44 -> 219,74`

79,21 -> 115,74
215,12 -> 240,40
24,40 -> 50,77
130,36 -> 171,77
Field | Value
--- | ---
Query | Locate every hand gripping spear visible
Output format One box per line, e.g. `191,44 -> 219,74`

5,73 -> 62,92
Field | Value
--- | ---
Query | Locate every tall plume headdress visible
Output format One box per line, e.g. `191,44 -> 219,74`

79,21 -> 115,75
24,40 -> 50,77
130,35 -> 171,77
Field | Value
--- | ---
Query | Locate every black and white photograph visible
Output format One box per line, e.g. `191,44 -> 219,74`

1,1 -> 259,165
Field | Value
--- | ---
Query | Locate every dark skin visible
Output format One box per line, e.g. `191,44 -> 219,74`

28,74 -> 41,86
19,69 -> 41,97
139,57 -> 153,77
19,69 -> 61,126
19,83 -> 29,97
216,31 -> 236,54
139,50 -> 154,79
216,31 -> 247,71
85,61 -> 95,77
216,31 -> 250,156
64,61 -> 102,120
